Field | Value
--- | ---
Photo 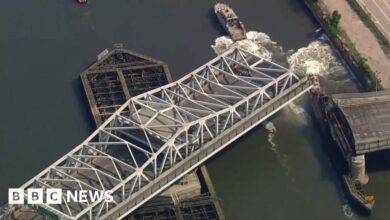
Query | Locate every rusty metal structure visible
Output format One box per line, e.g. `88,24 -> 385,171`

81,48 -> 172,126
80,48 -> 223,220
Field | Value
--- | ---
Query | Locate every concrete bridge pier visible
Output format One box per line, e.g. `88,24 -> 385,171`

351,155 -> 369,185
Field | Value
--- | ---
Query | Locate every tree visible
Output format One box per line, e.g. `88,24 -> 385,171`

330,10 -> 341,28
325,10 -> 342,35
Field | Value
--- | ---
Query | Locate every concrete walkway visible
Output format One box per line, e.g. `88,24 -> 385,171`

322,0 -> 390,89
357,0 -> 390,42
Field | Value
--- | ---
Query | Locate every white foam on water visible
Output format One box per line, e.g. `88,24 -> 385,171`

286,40 -> 352,122
342,204 -> 357,219
288,102 -> 305,115
288,41 -> 343,76
212,33 -> 344,79
263,121 -> 292,179
211,33 -> 347,130
286,102 -> 310,125
211,31 -> 275,60
264,121 -> 277,153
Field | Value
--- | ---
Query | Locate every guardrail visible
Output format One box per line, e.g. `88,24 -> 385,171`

102,78 -> 312,219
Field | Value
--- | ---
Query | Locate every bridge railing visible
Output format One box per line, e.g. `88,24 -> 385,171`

1,46 -> 314,220
102,77 -> 312,219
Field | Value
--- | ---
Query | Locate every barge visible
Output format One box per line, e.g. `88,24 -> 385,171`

214,2 -> 246,41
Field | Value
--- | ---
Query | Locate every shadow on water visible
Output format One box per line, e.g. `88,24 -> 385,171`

366,150 -> 390,173
208,7 -> 226,37
206,114 -> 279,164
305,99 -> 373,218
71,76 -> 96,133
304,100 -> 347,194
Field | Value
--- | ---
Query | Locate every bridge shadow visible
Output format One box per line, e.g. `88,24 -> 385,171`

304,99 -> 371,216
366,149 -> 390,173
304,99 -> 348,190
204,98 -> 367,215
72,71 -> 97,132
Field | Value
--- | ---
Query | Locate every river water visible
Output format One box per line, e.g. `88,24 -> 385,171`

0,0 -> 389,219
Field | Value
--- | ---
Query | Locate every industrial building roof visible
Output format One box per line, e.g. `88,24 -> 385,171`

332,90 -> 390,154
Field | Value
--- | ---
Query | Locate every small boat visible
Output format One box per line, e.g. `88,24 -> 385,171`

214,2 -> 246,41
77,0 -> 87,4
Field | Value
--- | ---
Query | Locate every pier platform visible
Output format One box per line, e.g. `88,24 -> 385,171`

311,90 -> 390,213
81,48 -> 172,126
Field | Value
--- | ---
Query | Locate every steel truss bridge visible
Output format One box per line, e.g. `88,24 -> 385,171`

1,47 -> 314,220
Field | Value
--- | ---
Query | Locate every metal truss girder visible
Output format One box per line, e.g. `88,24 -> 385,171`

5,47 -> 313,220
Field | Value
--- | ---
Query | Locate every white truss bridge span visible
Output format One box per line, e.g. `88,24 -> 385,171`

1,47 -> 314,220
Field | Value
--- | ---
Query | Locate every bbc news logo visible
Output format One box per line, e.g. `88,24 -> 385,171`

9,188 -> 114,204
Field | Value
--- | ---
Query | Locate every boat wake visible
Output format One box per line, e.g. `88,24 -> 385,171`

342,204 -> 357,219
212,31 -> 344,77
211,31 -> 279,60
287,102 -> 309,124
264,121 -> 277,153
212,30 -> 357,216
212,32 -> 343,124
288,41 -> 344,76
264,121 -> 292,179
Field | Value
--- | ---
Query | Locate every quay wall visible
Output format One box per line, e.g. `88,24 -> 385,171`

303,0 -> 380,91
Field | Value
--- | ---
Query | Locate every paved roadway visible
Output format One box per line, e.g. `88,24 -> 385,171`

357,0 -> 390,41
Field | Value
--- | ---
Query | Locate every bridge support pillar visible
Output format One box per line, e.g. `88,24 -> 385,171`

351,155 -> 369,185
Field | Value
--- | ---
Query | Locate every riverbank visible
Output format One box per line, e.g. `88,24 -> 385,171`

304,0 -> 390,91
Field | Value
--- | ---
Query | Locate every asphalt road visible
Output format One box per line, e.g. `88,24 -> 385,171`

358,0 -> 390,41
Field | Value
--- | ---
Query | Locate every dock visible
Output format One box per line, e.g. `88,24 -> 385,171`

311,89 -> 390,213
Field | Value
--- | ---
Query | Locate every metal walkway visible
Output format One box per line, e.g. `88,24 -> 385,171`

1,47 -> 313,220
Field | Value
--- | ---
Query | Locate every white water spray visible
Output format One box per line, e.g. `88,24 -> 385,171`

263,121 -> 292,178
288,41 -> 343,76
264,121 -> 277,153
342,204 -> 357,219
287,101 -> 309,125
211,30 -> 357,213
211,31 -> 275,60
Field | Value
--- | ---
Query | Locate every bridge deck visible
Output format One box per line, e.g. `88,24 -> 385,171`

1,47 -> 313,220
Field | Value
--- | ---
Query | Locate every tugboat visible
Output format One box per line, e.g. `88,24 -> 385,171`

214,2 -> 246,41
